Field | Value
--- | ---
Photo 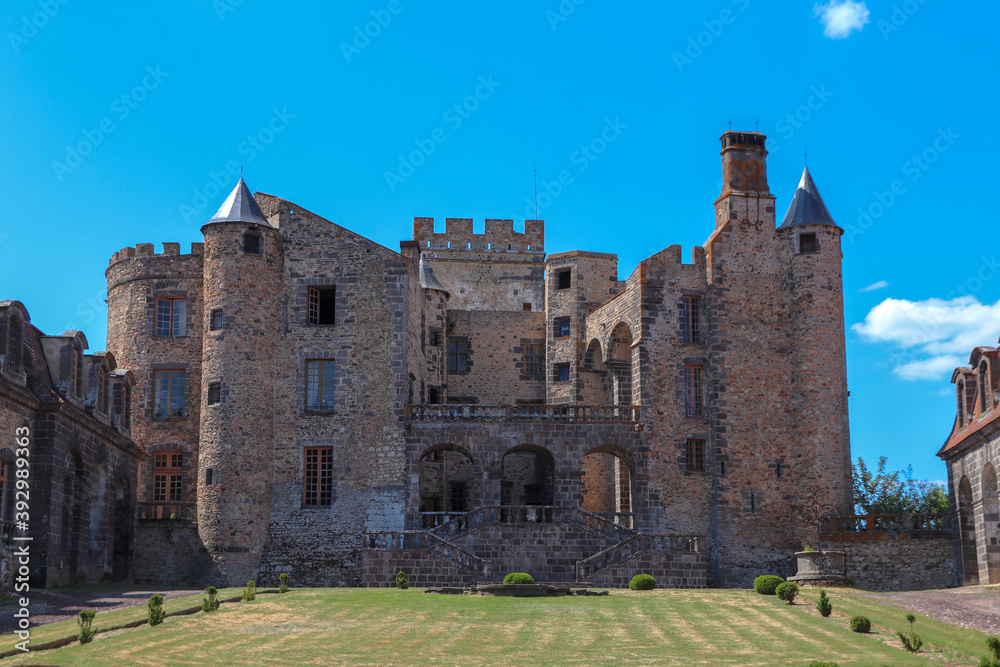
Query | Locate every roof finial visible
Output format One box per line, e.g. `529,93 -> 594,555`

728,115 -> 732,130
755,116 -> 759,132
803,145 -> 808,167
240,160 -> 244,178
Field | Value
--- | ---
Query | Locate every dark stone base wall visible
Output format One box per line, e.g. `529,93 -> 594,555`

455,524 -> 610,582
133,523 -> 211,586
588,551 -> 707,589
363,549 -> 479,588
824,532 -> 957,591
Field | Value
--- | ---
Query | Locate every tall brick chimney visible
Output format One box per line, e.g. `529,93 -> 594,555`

718,131 -> 770,197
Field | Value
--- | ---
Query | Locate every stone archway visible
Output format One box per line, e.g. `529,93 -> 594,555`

419,445 -> 475,527
500,446 -> 555,507
958,476 -> 980,586
606,323 -> 634,406
982,463 -> 1000,584
581,445 -> 634,528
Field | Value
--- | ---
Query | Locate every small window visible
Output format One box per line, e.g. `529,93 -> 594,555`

154,370 -> 186,419
303,447 -> 334,507
244,232 -> 261,255
155,298 -> 186,337
556,363 -> 570,382
428,387 -> 440,404
210,309 -> 224,331
684,365 -> 703,417
524,344 -> 544,378
557,269 -> 572,290
113,383 -> 131,429
686,439 -> 705,472
205,468 -> 214,486
207,382 -> 222,406
308,287 -> 336,326
523,303 -> 532,312
555,318 -> 571,338
429,331 -> 441,346
153,451 -> 183,502
306,360 -> 335,412
448,340 -> 469,374
798,232 -> 818,253
680,296 -> 701,345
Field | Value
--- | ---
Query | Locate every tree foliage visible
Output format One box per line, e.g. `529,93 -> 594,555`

852,457 -> 949,515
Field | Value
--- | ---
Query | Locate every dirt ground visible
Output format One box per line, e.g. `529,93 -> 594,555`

0,588 -> 201,635
854,585 -> 1000,636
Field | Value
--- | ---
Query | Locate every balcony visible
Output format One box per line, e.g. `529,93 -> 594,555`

406,404 -> 641,424
137,501 -> 197,523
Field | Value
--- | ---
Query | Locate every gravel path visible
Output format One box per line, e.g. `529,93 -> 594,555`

854,585 -> 1000,636
0,588 -> 202,635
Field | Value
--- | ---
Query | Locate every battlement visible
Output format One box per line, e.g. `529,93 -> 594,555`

108,242 -> 205,266
413,218 -> 544,253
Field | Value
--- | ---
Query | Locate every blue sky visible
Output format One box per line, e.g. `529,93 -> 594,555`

1,1 -> 994,482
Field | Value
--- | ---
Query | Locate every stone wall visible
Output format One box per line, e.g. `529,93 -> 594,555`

588,551 -> 707,589
454,524 -> 611,582
824,533 -> 958,591
133,522 -> 209,586
363,548 -> 479,588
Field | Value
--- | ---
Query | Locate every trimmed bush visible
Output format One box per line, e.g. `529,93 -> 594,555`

242,580 -> 257,602
753,575 -> 784,595
395,570 -> 409,590
817,589 -> 832,617
979,636 -> 1000,667
77,610 -> 96,645
202,586 -> 220,612
850,615 -> 871,634
279,573 -> 290,594
147,594 -> 166,627
897,613 -> 923,653
808,662 -> 839,667
775,582 -> 800,605
629,574 -> 656,590
503,573 -> 535,585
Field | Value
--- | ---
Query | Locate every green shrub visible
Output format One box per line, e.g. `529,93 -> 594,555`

980,636 -> 1000,667
808,662 -> 839,667
817,589 -> 832,617
242,580 -> 257,602
147,594 -> 166,627
753,575 -> 784,595
77,609 -> 96,645
395,570 -> 409,590
201,586 -> 220,612
279,573 -> 290,594
629,574 -> 656,590
850,615 -> 871,633
503,573 -> 535,585
775,582 -> 800,605
896,613 -> 923,653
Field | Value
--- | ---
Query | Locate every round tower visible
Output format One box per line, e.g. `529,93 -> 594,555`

777,166 -> 853,516
197,178 -> 282,585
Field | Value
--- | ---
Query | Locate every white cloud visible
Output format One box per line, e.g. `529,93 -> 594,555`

853,296 -> 1000,381
859,280 -> 889,293
813,0 -> 870,38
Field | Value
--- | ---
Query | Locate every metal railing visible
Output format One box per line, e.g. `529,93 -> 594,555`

821,513 -> 952,534
137,501 -> 197,522
426,505 -> 638,544
364,530 -> 492,579
577,533 -> 704,581
406,404 -> 640,423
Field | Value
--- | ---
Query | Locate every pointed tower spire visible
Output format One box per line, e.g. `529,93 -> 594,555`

778,166 -> 839,229
207,177 -> 270,226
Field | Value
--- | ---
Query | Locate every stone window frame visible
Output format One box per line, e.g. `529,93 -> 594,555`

685,438 -> 706,473
679,294 -> 702,345
294,278 -> 346,329
243,231 -> 263,256
302,446 -> 334,508
797,231 -> 820,254
304,359 -> 336,414
206,382 -> 223,406
209,307 -> 225,332
554,362 -> 570,383
70,344 -> 84,399
553,317 -> 571,339
307,286 -> 337,326
149,365 -> 189,421
112,379 -> 132,430
154,296 -> 187,337
96,361 -> 111,416
448,337 -> 471,375
683,364 -> 704,418
556,268 -> 572,290
152,450 -> 184,503
148,289 -> 192,339
520,340 -> 545,380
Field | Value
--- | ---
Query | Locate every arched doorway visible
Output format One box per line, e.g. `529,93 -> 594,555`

582,339 -> 608,404
419,446 -> 475,528
607,323 -> 633,406
501,446 -> 555,506
958,476 -> 980,585
581,446 -> 634,528
983,463 -> 1000,584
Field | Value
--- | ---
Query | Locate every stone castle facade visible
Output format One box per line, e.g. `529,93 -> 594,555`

104,130 -> 854,588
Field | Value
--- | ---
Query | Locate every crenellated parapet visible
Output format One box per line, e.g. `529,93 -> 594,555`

413,217 -> 544,253
108,242 -> 205,267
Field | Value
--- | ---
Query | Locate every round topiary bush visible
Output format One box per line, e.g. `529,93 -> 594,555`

850,615 -> 872,633
503,573 -> 535,585
629,574 -> 656,590
753,575 -> 784,595
775,581 -> 800,605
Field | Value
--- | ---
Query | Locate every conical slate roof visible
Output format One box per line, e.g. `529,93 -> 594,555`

778,167 -> 839,229
419,257 -> 449,295
207,177 -> 270,226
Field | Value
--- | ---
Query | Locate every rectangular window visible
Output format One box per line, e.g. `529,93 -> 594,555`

556,363 -> 570,382
523,303 -> 532,312
428,387 -> 440,404
210,309 -> 224,331
112,383 -> 131,428
205,468 -> 214,486
207,382 -> 222,406
798,232 -> 818,253
308,286 -> 336,325
449,482 -> 467,513
449,340 -> 469,373
429,331 -> 441,346
155,298 -> 186,337
152,452 -> 183,502
153,370 -> 186,418
686,439 -> 706,472
684,365 -> 703,417
557,269 -> 572,290
306,360 -> 335,412
244,233 -> 261,255
680,296 -> 701,345
303,447 -> 334,507
524,344 -> 544,377
555,318 -> 571,338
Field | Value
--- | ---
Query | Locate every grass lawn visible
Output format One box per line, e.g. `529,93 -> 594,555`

0,587 -> 994,666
